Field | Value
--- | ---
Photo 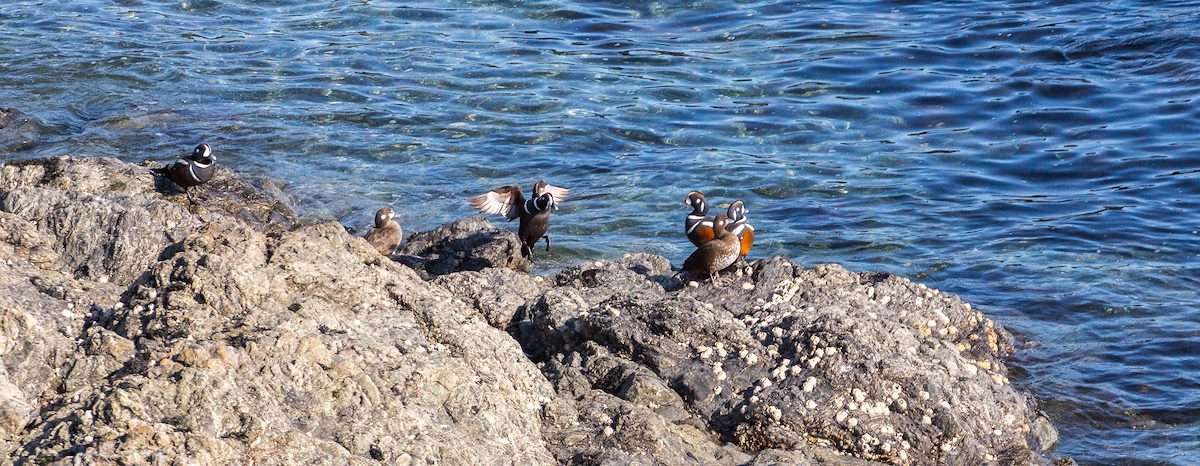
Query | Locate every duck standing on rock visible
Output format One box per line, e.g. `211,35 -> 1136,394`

725,200 -> 755,261
165,143 -> 216,189
682,215 -> 741,285
683,191 -> 715,248
468,180 -> 568,260
365,207 -> 403,256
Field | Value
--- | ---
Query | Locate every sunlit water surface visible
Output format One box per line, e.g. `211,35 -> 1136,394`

2,1 -> 1198,463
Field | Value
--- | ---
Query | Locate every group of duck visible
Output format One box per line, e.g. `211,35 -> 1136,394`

680,191 -> 756,283
163,144 -> 755,285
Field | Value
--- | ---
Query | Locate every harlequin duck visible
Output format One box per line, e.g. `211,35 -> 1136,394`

683,191 -> 715,248
681,215 -> 741,285
468,180 -> 568,259
725,200 -> 755,259
365,207 -> 403,256
166,143 -> 216,188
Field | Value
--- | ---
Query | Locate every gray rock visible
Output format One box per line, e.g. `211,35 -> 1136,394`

433,266 -> 548,330
0,156 -> 1064,466
0,156 -> 295,284
143,157 -> 298,234
0,209 -> 126,457
0,157 -> 555,465
396,216 -> 528,277
520,256 -> 1060,465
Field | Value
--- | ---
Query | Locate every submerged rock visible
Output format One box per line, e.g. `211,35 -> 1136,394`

0,156 -> 1062,465
0,108 -> 49,152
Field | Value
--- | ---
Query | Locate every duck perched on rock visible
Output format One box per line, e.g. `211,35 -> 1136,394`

681,215 -> 741,285
468,180 -> 567,260
165,143 -> 215,188
365,207 -> 403,255
725,199 -> 755,260
682,192 -> 756,272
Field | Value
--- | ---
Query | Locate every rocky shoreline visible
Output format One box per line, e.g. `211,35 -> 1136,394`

0,156 -> 1062,465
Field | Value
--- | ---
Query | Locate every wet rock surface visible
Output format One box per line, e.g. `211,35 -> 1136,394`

0,108 -> 49,153
396,216 -> 528,278
0,156 -> 1062,465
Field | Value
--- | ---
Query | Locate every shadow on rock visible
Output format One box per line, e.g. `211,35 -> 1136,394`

395,216 -> 528,278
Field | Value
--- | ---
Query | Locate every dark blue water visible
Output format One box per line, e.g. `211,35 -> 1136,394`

2,1 -> 1198,462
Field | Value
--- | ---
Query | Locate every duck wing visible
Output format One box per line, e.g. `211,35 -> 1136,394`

535,181 -> 569,202
469,185 -> 525,221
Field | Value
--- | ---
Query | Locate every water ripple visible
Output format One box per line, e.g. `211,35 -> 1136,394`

2,1 -> 1200,462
